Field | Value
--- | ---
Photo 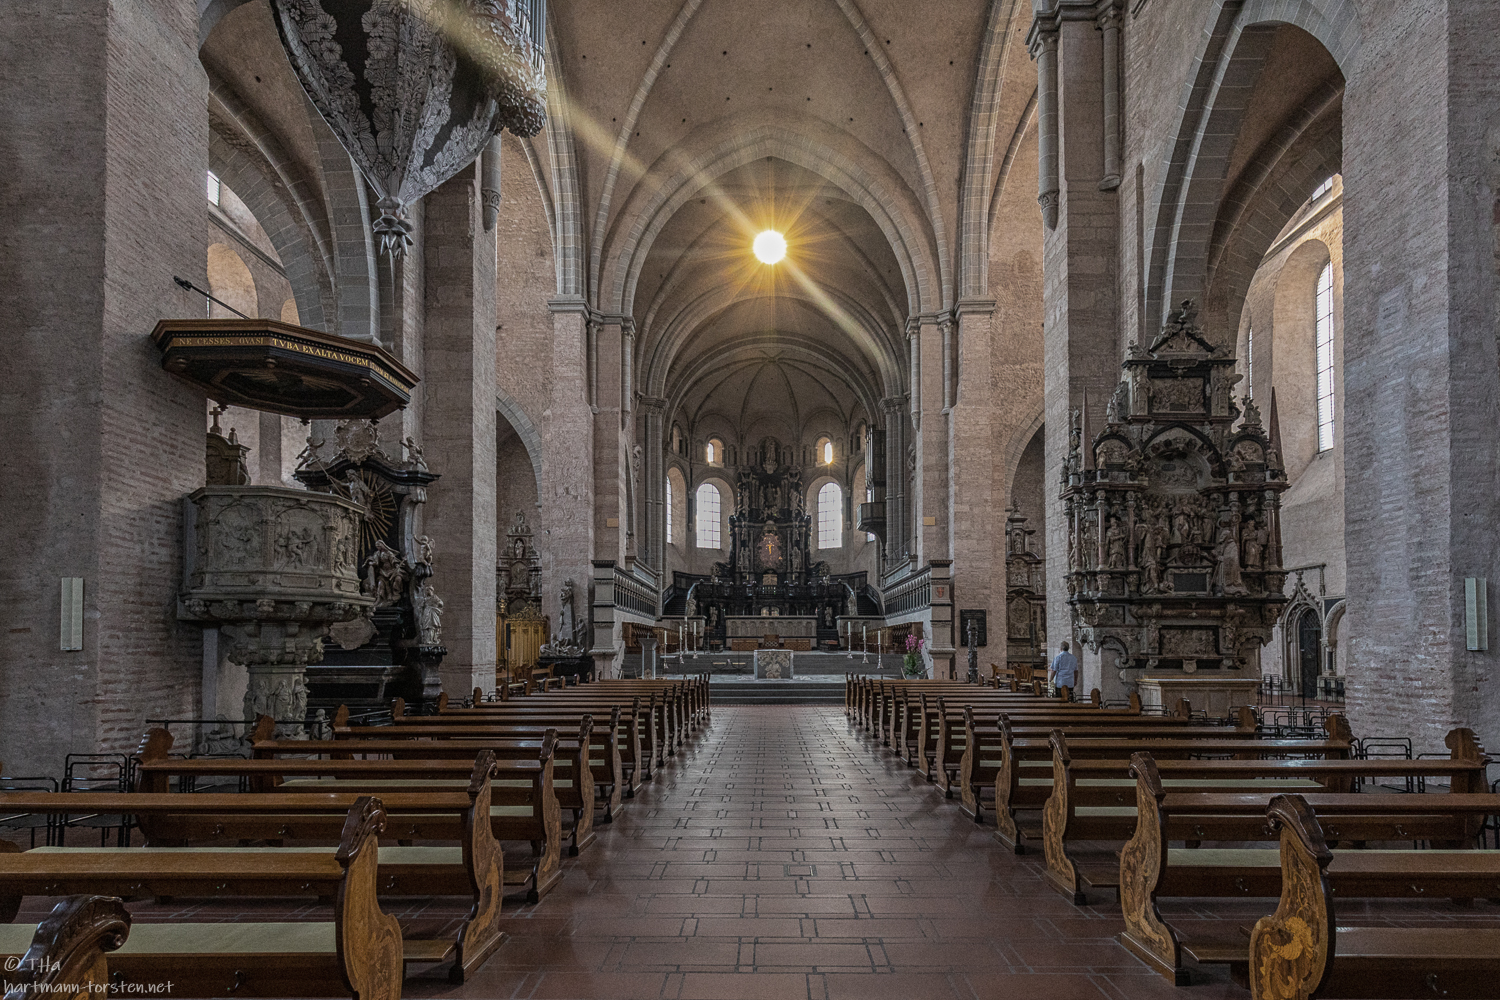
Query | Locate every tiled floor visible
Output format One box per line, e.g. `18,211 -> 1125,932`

402,706 -> 1245,1000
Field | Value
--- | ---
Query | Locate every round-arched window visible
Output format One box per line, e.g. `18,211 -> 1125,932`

695,482 -> 722,548
817,482 -> 842,549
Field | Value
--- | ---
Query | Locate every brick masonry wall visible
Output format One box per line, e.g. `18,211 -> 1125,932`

0,0 -> 207,774
423,167 -> 499,696
1342,1 -> 1500,754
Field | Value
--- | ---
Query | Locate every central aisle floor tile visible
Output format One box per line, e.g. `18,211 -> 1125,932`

408,705 -> 1242,1000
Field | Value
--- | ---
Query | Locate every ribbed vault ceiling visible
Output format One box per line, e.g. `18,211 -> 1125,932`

549,0 -> 1004,443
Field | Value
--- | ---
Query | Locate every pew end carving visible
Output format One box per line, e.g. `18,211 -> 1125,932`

0,895 -> 130,1000
1247,795 -> 1335,1000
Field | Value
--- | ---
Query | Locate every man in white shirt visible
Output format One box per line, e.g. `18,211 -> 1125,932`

1049,641 -> 1078,699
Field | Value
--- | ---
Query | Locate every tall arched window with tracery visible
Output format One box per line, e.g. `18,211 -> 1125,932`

665,475 -> 674,545
817,481 -> 842,549
1315,261 -> 1336,451
695,482 -> 721,549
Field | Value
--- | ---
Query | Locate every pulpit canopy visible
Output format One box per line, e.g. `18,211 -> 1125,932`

152,319 -> 419,419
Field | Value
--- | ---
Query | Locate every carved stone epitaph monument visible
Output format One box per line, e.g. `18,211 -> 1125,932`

1062,303 -> 1288,714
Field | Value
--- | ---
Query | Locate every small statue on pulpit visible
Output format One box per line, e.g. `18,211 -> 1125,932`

363,540 -> 408,607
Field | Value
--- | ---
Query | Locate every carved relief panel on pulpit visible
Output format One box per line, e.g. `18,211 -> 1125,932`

1062,302 -> 1288,681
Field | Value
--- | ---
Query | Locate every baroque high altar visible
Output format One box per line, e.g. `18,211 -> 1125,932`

1063,302 -> 1288,714
692,439 -> 848,631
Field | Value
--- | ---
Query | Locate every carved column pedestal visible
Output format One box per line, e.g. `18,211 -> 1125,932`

410,645 -> 449,708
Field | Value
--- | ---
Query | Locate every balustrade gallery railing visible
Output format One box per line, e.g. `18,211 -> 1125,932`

882,565 -> 933,618
613,565 -> 659,619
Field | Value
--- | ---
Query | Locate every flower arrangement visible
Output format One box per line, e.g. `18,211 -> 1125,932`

902,634 -> 926,678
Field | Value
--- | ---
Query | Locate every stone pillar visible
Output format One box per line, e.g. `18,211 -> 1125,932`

880,396 -> 908,570
1038,7 -> 1121,682
639,396 -> 667,573
544,298 -> 596,645
423,164 -> 498,696
0,0 -> 207,772
1341,4 -> 1500,753
594,316 -> 630,565
911,314 -> 949,565
948,299 -> 1003,679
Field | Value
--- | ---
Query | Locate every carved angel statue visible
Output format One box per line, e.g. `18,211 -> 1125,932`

363,540 -> 408,607
415,534 -> 435,569
403,436 -> 429,471
294,434 -> 325,470
414,582 -> 445,645
343,471 -> 369,510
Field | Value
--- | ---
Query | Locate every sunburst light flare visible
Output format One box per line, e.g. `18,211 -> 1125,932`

753,230 -> 787,264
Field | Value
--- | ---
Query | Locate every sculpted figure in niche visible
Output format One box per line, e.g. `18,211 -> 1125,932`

1107,382 -> 1129,424
1078,518 -> 1096,571
1139,517 -> 1167,593
363,540 -> 407,607
558,579 -> 576,642
1104,518 -> 1127,569
1214,522 -> 1249,596
414,582 -> 445,644
1242,518 -> 1268,572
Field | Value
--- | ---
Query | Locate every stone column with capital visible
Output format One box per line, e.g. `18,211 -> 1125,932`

422,163 -> 498,697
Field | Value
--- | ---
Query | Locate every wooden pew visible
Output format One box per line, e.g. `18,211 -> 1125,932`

263,714 -> 606,852
886,687 -> 1115,761
395,694 -> 660,779
0,894 -> 129,997
465,676 -> 707,746
899,690 -> 1148,766
959,707 -> 1265,823
356,697 -> 649,789
1041,728 -> 1491,903
1246,794 -> 1500,1000
1117,752 -> 1500,985
991,712 -> 1336,850
0,798 -> 404,1000
136,730 -> 565,904
927,691 -> 1162,789
0,754 -> 512,981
